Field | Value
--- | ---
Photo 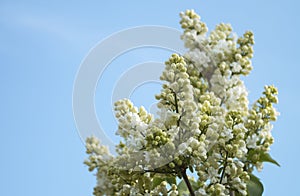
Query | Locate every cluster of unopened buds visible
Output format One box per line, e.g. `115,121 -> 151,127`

84,9 -> 279,196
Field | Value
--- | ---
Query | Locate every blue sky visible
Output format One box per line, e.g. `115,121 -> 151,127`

1,0 -> 299,195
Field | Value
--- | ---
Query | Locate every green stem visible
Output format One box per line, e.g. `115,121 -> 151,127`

181,168 -> 195,196
230,190 -> 235,196
220,151 -> 228,184
143,169 -> 176,175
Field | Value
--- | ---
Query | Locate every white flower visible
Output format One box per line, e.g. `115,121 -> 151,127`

85,9 -> 279,196
185,48 -> 211,70
231,62 -> 242,73
178,142 -> 188,154
246,134 -> 259,149
213,39 -> 230,54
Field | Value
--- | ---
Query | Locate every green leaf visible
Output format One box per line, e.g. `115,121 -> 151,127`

189,165 -> 194,173
152,176 -> 176,189
165,176 -> 176,185
218,167 -> 224,174
190,180 -> 199,191
177,178 -> 199,196
246,174 -> 264,196
234,191 -> 244,196
152,177 -> 164,189
177,180 -> 189,196
259,152 -> 280,167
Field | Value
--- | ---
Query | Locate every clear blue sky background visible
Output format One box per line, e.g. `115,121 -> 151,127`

1,0 -> 299,195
